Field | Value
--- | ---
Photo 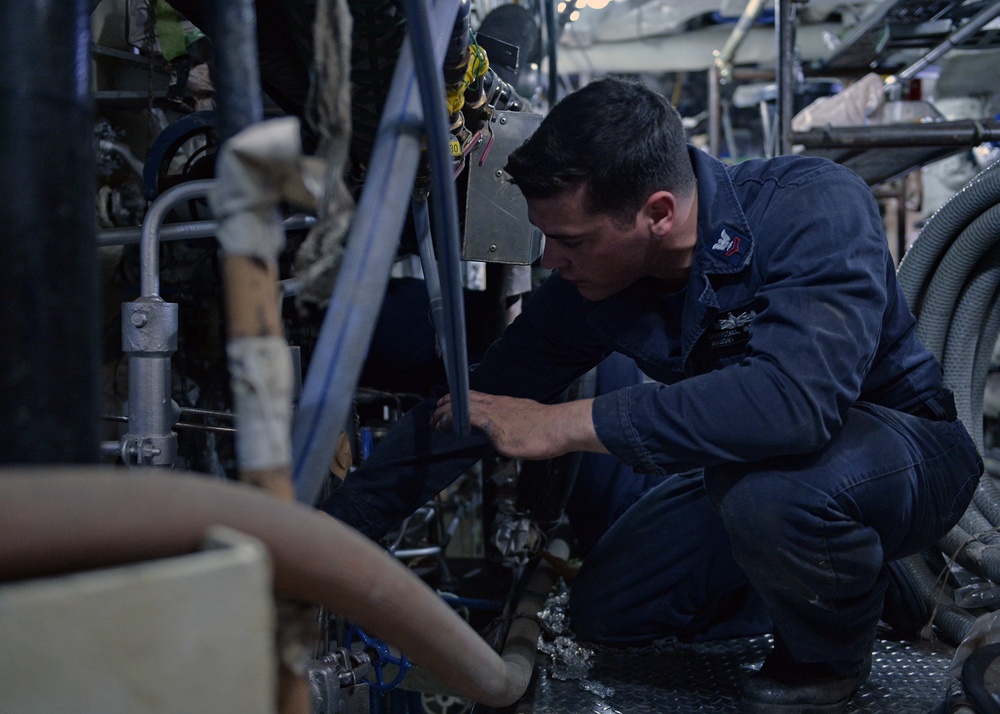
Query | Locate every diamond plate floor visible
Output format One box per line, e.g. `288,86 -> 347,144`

516,635 -> 956,714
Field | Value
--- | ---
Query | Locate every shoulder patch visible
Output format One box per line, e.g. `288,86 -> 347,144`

710,226 -> 748,266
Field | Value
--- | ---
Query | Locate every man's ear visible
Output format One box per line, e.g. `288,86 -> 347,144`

645,191 -> 676,237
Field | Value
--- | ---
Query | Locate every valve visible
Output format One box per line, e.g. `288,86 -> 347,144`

344,624 -> 411,694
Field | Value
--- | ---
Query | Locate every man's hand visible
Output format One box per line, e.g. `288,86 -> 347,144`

431,390 -> 610,460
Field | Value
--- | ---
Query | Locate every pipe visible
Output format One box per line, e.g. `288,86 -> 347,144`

0,0 -> 100,464
544,0 -> 559,107
400,538 -> 570,698
292,0 -> 461,506
401,0 -> 471,436
707,63 -> 721,158
209,118 -> 326,498
412,196 -> 450,372
141,180 -> 214,298
208,0 -> 264,142
715,0 -> 767,79
122,181 -> 213,469
98,215 -> 316,247
0,468 -> 531,708
791,121 -> 1000,150
775,0 -> 795,156
893,1 -> 1000,85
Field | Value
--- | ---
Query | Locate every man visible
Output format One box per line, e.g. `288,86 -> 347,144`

326,77 -> 982,713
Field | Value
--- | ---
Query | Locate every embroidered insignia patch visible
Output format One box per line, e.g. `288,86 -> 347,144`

708,308 -> 757,351
710,227 -> 749,266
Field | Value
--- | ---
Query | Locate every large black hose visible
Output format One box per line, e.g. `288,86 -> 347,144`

898,158 -> 1000,310
894,156 -> 1000,644
0,0 -> 100,464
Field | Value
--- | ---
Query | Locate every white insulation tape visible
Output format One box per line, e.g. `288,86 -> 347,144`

227,335 -> 294,471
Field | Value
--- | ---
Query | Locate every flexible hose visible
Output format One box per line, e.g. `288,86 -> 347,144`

401,0 -> 471,438
895,163 -> 1000,644
898,157 -> 1000,310
899,554 -> 975,645
918,204 -> 1000,360
0,468 -> 531,708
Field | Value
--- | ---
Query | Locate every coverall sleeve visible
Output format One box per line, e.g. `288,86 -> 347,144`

592,167 -> 888,474
325,274 -> 609,539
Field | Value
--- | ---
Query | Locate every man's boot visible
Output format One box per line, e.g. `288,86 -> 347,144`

740,637 -> 872,714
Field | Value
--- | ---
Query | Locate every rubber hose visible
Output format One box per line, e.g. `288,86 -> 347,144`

898,157 -> 1000,309
940,523 -> 1000,592
942,245 -> 1000,448
0,468 -> 532,708
919,204 -> 1000,360
970,290 -> 1000,525
401,538 -> 570,698
962,642 -> 1000,714
899,554 -> 975,645
958,501 -> 1000,548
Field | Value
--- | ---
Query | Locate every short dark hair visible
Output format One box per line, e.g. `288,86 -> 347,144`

505,77 -> 696,227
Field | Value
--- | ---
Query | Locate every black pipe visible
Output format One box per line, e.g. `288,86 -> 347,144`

775,0 -> 795,156
544,0 -> 558,107
793,120 -> 1000,148
209,0 -> 265,141
0,0 -> 100,464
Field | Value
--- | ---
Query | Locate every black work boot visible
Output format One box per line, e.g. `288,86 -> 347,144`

740,639 -> 872,714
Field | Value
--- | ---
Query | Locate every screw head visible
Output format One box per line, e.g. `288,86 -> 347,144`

489,244 -> 497,252
131,311 -> 148,328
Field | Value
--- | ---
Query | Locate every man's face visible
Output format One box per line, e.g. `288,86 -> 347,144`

530,184 -> 654,302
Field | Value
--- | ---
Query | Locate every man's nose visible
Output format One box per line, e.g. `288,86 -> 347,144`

540,240 -> 563,270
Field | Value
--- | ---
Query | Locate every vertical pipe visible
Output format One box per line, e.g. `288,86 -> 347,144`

401,0 -> 471,438
209,0 -> 265,142
775,0 -> 795,156
708,63 -> 721,158
292,0 -> 462,505
0,0 -> 100,463
544,0 -> 559,107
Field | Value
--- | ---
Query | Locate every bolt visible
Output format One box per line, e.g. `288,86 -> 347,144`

499,116 -> 507,125
489,244 -> 497,252
131,311 -> 148,328
495,169 -> 503,178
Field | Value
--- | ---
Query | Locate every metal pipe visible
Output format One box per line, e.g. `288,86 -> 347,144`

208,0 -> 264,142
401,539 -> 569,698
716,0 -> 767,71
292,0 -> 461,506
0,0 -> 100,464
140,180 -> 214,297
792,120 -> 1000,148
0,468 -> 534,707
412,196 -> 450,370
545,0 -> 559,106
896,1 -> 1000,83
98,215 -> 316,247
775,0 -> 795,156
708,63 -> 721,158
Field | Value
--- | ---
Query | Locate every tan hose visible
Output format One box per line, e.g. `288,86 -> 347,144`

0,467 -> 529,707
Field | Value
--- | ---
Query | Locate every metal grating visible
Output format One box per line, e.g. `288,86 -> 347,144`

516,635 -> 956,714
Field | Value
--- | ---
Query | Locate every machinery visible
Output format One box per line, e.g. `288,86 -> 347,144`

7,1 -> 1000,712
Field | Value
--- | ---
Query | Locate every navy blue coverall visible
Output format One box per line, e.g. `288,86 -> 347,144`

325,147 -> 983,673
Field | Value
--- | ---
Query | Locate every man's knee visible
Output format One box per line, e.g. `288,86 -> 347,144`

703,464 -> 809,561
